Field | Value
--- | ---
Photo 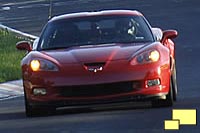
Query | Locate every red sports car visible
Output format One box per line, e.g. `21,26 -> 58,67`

16,10 -> 178,117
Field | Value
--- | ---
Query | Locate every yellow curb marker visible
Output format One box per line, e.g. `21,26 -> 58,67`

164,109 -> 197,130
164,120 -> 180,130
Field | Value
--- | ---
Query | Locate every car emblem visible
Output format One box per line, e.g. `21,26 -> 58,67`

87,66 -> 103,73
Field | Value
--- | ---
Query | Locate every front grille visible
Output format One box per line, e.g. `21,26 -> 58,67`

59,81 -> 141,97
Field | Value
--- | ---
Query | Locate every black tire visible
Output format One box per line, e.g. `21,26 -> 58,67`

171,63 -> 178,101
24,94 -> 38,117
151,78 -> 173,107
24,93 -> 55,117
165,79 -> 174,106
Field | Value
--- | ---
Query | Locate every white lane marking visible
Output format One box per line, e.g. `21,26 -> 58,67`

2,0 -> 46,6
2,7 -> 11,11
18,4 -> 49,9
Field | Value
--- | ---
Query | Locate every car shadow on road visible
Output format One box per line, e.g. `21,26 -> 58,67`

0,111 -> 26,121
0,101 -> 176,119
53,101 -> 153,117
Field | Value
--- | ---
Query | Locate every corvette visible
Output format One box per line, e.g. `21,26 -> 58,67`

16,10 -> 178,117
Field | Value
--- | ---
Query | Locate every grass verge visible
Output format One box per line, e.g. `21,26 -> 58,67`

0,30 -> 25,83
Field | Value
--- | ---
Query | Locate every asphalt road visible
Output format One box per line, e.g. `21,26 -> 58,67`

0,0 -> 200,132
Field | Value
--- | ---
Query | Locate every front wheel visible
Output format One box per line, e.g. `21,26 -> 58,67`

171,62 -> 178,101
151,78 -> 173,107
24,93 -> 56,117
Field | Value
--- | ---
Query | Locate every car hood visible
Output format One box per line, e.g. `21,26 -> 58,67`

41,43 -> 151,64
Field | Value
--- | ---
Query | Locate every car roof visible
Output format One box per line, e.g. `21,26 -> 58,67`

50,10 -> 143,22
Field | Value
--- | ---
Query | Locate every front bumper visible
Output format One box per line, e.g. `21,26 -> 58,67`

25,79 -> 170,107
29,93 -> 168,108
23,60 -> 171,107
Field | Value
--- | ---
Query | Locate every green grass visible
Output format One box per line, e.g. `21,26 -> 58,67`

0,30 -> 25,83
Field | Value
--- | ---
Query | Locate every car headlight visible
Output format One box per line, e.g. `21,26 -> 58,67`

30,59 -> 58,71
131,50 -> 160,65
148,50 -> 160,62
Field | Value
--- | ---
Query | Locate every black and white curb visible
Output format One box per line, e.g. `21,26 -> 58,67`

0,24 -> 38,41
0,80 -> 24,100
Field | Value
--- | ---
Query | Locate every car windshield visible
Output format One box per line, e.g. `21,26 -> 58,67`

38,15 -> 154,50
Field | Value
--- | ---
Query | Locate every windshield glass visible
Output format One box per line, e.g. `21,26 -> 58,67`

38,15 -> 154,50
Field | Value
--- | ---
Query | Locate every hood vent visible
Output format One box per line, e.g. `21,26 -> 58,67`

84,62 -> 105,67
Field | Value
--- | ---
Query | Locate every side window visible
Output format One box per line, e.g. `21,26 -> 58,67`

32,38 -> 39,50
39,23 -> 56,49
152,28 -> 163,42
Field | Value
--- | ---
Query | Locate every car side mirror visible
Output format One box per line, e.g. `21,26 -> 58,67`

152,28 -> 163,42
16,41 -> 32,52
161,30 -> 178,43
